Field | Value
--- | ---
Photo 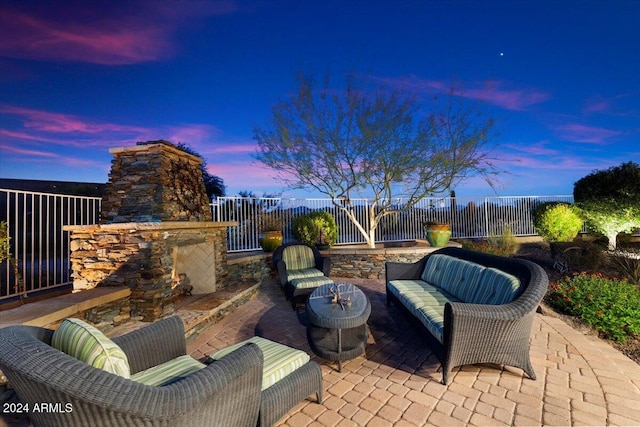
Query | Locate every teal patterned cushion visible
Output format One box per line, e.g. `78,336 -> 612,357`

421,255 -> 455,285
421,255 -> 485,302
282,245 -> 316,271
388,279 -> 460,343
473,268 -> 522,305
290,275 -> 333,290
211,336 -> 310,391
52,318 -> 130,378
131,355 -> 206,386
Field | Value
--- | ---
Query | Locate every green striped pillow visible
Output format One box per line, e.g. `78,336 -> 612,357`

131,355 -> 206,386
52,318 -> 130,378
282,245 -> 316,271
211,336 -> 310,391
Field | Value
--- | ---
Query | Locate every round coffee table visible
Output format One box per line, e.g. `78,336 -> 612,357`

305,283 -> 371,372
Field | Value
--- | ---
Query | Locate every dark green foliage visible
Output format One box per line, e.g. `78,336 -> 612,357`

291,211 -> 338,247
573,162 -> 640,249
550,241 -> 605,272
533,202 -> 583,242
547,272 -> 640,343
608,250 -> 640,285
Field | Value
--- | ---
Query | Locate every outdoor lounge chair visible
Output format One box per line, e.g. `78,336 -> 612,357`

272,242 -> 333,309
0,316 -> 322,426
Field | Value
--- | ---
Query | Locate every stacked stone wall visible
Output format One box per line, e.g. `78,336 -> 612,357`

67,223 -> 229,321
328,252 -> 428,279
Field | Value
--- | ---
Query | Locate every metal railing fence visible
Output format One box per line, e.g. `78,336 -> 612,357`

0,189 -> 596,301
1,189 -> 101,301
213,195 -> 579,252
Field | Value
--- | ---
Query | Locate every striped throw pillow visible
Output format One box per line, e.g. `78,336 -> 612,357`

131,355 -> 206,386
52,318 -> 130,378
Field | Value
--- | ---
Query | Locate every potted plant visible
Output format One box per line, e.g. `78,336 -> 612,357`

424,221 -> 451,247
316,228 -> 331,250
0,221 -> 25,301
258,212 -> 284,252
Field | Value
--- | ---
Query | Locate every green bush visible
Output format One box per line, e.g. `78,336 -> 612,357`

291,211 -> 338,247
608,250 -> 640,285
546,272 -> 640,343
461,228 -> 519,256
533,202 -> 583,242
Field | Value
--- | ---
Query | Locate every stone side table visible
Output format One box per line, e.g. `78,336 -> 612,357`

305,283 -> 371,371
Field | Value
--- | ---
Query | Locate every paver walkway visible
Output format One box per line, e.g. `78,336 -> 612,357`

188,277 -> 640,427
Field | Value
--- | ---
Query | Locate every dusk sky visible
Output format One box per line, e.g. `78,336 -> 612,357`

1,0 -> 638,199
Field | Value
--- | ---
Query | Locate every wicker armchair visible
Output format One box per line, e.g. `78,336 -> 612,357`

0,316 -> 263,426
385,247 -> 549,384
272,242 -> 332,309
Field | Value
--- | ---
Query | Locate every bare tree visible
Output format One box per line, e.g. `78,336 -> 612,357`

254,73 -> 499,248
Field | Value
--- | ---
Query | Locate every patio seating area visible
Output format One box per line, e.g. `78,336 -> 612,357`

186,277 -> 640,426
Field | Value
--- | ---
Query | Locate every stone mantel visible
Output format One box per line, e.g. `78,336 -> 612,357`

64,221 -> 237,233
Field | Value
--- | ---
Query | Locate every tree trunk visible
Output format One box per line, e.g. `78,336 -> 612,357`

607,232 -> 617,251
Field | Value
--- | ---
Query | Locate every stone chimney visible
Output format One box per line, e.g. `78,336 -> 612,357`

65,141 -> 236,322
101,140 -> 211,223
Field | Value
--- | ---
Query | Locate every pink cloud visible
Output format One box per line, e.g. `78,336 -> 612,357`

0,11 -> 173,65
460,81 -> 550,111
1,105 -> 226,151
0,2 -> 238,65
371,76 -> 550,111
166,125 -> 222,146
583,91 -> 640,117
551,123 -> 623,144
504,141 -> 559,156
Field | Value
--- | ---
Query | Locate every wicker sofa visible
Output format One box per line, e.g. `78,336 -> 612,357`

0,316 -> 323,427
385,247 -> 548,385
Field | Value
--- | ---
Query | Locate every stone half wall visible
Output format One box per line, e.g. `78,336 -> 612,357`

319,241 -> 461,279
64,221 -> 235,321
101,141 -> 211,223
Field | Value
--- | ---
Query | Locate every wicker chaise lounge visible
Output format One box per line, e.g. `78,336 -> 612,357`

0,316 -> 262,426
386,247 -> 549,385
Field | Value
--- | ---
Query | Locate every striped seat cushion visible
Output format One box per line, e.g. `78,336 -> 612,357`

287,268 -> 325,282
473,267 -> 522,305
282,245 -> 316,271
210,336 -> 310,391
51,318 -> 130,378
388,280 -> 459,343
130,355 -> 206,386
290,275 -> 333,290
422,255 -> 485,302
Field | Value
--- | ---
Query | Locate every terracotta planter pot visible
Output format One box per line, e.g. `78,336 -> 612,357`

425,224 -> 451,247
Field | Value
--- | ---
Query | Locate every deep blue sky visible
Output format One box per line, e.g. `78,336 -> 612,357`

1,0 -> 638,198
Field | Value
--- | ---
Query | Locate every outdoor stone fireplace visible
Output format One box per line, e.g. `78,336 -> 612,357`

65,141 -> 235,321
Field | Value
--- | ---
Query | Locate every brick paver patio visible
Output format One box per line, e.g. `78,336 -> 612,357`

188,277 -> 640,426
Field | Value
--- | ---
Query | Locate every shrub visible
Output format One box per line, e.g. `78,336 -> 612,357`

574,161 -> 640,250
533,202 -> 583,242
461,228 -> 519,256
550,240 -> 605,272
546,272 -> 640,343
608,250 -> 640,285
291,211 -> 338,247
